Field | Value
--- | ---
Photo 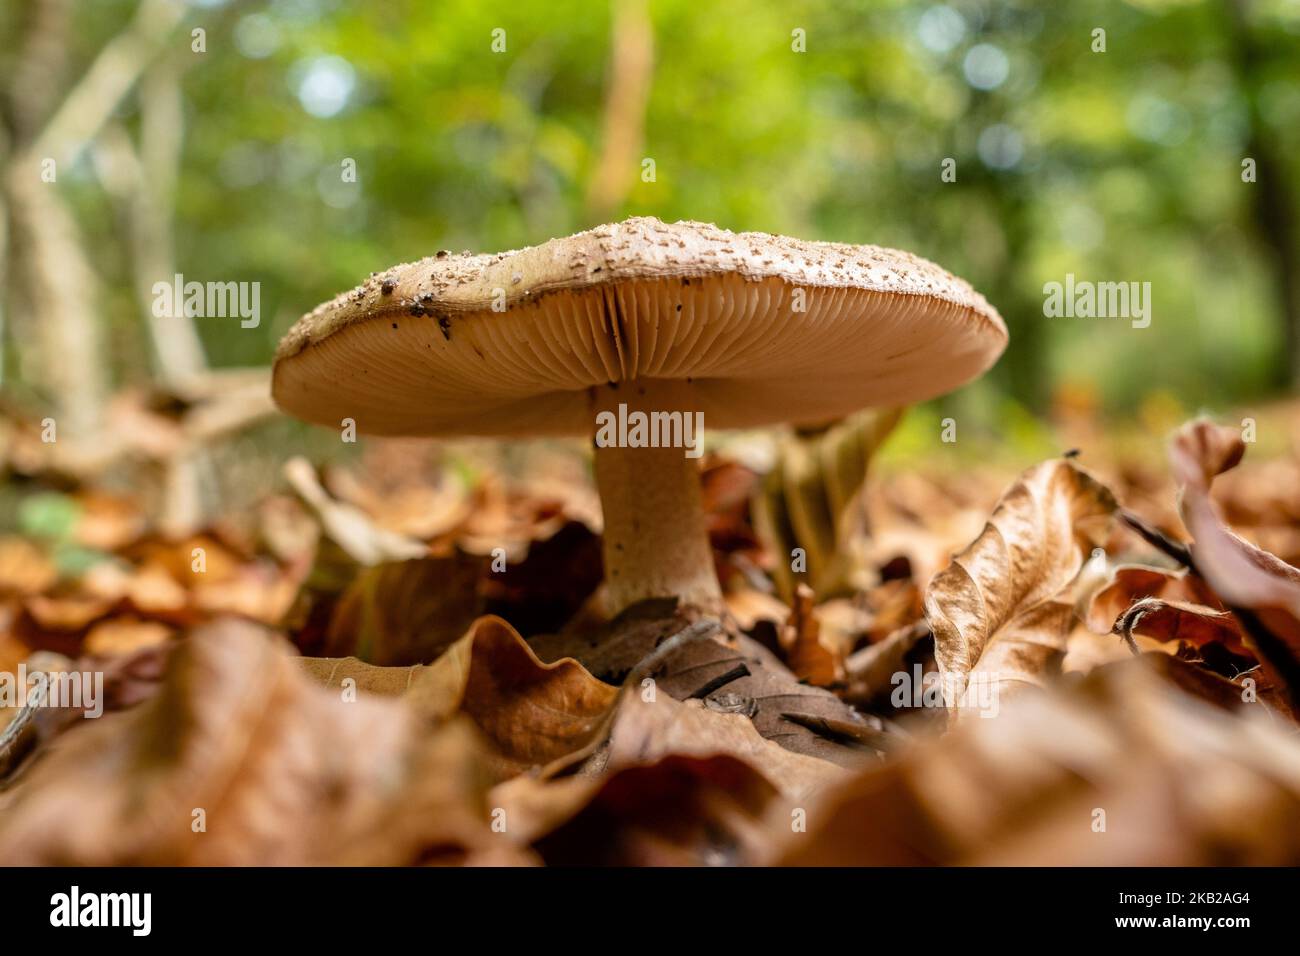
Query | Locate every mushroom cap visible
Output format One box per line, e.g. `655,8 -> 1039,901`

272,217 -> 1006,437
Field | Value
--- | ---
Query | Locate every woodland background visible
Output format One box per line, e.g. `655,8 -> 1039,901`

0,0 -> 1298,494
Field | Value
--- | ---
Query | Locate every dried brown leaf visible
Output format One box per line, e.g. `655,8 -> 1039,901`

529,754 -> 783,866
302,616 -> 618,779
599,691 -> 843,799
924,459 -> 1117,720
322,554 -> 487,665
0,619 -> 523,865
771,656 -> 1300,865
1171,419 -> 1300,707
781,584 -> 840,686
533,599 -> 881,766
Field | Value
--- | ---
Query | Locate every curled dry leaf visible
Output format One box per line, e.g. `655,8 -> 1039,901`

771,656 -> 1300,866
1112,598 -> 1241,654
780,584 -> 841,686
491,690 -> 843,856
533,599 -> 882,766
301,616 -> 618,780
754,407 -> 903,602
1088,564 -> 1217,630
0,619 -> 525,865
1082,561 -> 1276,706
597,691 -> 844,800
1170,419 -> 1300,705
923,459 -> 1117,720
1087,564 -> 1250,656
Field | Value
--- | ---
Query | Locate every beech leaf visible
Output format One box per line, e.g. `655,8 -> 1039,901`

0,619 -> 523,865
924,459 -> 1117,720
1170,419 -> 1300,707
301,615 -> 619,779
771,656 -> 1300,866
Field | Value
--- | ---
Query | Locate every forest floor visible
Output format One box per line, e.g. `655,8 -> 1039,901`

1,399 -> 1299,865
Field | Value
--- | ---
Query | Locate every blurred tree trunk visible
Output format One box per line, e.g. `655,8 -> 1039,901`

1224,0 -> 1300,389
93,57 -> 207,386
585,0 -> 654,223
3,0 -> 105,437
1,0 -> 186,438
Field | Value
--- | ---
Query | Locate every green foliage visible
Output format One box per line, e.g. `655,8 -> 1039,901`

14,0 -> 1300,424
14,492 -> 110,576
17,492 -> 80,541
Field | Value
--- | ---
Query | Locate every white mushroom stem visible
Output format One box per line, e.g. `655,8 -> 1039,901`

593,426 -> 722,616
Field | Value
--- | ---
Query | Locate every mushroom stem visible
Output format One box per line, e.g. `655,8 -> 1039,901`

593,435 -> 722,615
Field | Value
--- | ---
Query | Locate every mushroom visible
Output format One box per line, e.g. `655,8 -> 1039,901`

272,217 -> 1006,616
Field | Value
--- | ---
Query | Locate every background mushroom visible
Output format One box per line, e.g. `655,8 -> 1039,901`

272,217 -> 1006,616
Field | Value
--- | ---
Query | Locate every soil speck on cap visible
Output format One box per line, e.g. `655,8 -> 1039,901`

438,315 -> 452,341
380,279 -> 396,295
435,250 -> 449,259
391,322 -> 398,330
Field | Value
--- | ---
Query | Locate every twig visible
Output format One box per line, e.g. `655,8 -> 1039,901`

779,711 -> 897,751
621,619 -> 721,690
0,676 -> 50,779
687,662 -> 750,700
1119,508 -> 1193,567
